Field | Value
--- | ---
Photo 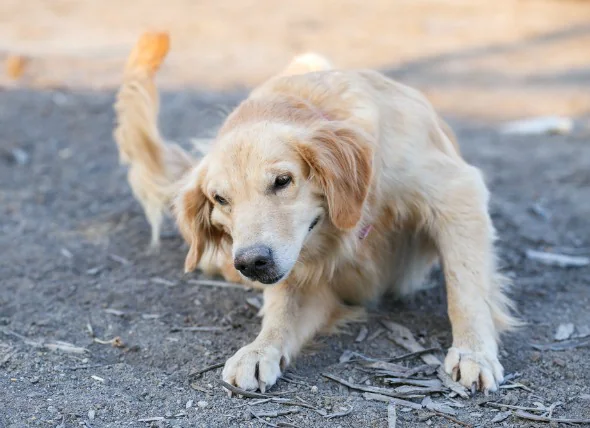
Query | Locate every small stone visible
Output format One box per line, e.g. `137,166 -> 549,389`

185,400 -> 193,409
30,377 -> 40,384
197,400 -> 208,408
47,406 -> 57,414
530,352 -> 541,362
470,412 -> 483,417
88,410 -> 95,420
580,394 -> 590,400
553,358 -> 566,367
10,148 -> 29,165
311,385 -> 319,393
555,323 -> 575,341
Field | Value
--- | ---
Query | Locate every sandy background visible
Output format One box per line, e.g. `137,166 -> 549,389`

2,0 -> 590,120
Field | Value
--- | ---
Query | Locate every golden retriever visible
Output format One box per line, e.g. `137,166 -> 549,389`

173,52 -> 518,395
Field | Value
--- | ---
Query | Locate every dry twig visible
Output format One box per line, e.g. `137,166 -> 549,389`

171,326 -> 230,332
388,403 -> 397,428
188,362 -> 224,379
381,320 -> 469,398
430,410 -> 473,427
362,392 -> 422,410
322,373 -> 427,399
515,410 -> 590,424
324,405 -> 353,419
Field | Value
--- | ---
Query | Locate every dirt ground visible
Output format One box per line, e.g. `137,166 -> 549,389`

1,1 -> 590,427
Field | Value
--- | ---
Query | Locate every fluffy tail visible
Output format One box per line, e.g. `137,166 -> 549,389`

279,52 -> 333,76
113,31 -> 194,249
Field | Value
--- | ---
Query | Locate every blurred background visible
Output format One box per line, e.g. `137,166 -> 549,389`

2,0 -> 590,121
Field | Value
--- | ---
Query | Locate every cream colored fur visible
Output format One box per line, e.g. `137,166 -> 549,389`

113,32 -> 194,251
170,52 -> 518,393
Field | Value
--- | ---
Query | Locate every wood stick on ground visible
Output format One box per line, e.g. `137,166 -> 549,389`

188,362 -> 224,379
324,405 -> 353,419
270,398 -> 321,411
388,403 -> 397,428
252,409 -> 300,418
235,398 -> 272,408
431,410 -> 473,427
515,410 -> 590,424
381,320 -> 469,398
171,326 -> 231,332
1,329 -> 89,354
248,409 -> 300,428
355,326 -> 369,343
137,416 -> 165,422
485,402 -> 550,413
362,392 -> 423,410
322,373 -> 424,399
388,348 -> 441,362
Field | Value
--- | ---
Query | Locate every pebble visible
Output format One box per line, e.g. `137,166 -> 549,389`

186,399 -> 193,409
530,351 -> 541,362
88,410 -> 95,421
197,400 -> 209,408
554,323 -> 575,341
10,148 -> 29,165
47,406 -> 57,414
311,385 -> 319,393
553,358 -> 566,367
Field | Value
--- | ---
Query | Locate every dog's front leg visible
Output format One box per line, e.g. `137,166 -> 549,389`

222,282 -> 338,393
432,168 -> 514,393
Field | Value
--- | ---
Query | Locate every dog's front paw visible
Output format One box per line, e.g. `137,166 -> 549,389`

444,347 -> 504,394
222,343 -> 287,393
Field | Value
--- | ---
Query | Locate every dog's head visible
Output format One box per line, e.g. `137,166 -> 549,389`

175,97 -> 374,285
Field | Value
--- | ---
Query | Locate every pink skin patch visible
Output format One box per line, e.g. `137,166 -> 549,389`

358,224 -> 373,240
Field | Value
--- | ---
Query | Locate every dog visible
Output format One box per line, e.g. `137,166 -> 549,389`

113,31 -> 194,252
173,51 -> 518,395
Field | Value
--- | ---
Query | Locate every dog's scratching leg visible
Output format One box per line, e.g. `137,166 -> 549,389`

222,283 -> 341,392
431,166 -> 517,393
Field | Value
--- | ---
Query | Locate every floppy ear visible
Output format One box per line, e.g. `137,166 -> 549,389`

174,163 -> 222,273
297,123 -> 374,230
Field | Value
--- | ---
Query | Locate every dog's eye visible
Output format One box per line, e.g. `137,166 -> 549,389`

274,175 -> 292,190
214,194 -> 228,206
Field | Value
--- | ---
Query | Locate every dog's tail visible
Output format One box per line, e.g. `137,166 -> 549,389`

113,31 -> 193,182
279,52 -> 333,76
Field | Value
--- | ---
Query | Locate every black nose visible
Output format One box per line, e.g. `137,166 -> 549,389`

234,245 -> 278,283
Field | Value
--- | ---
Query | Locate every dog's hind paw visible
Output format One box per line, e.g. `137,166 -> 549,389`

222,342 -> 287,394
444,346 -> 504,394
